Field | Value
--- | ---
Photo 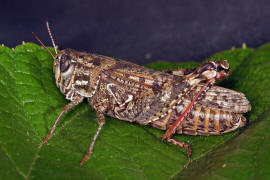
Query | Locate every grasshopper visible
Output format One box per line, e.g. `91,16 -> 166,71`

33,22 -> 251,165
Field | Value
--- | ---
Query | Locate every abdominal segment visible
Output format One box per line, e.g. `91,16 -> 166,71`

178,106 -> 246,135
151,105 -> 247,136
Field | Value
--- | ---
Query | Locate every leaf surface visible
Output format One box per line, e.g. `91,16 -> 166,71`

0,43 -> 268,180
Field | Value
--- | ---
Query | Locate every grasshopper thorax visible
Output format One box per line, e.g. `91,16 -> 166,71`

53,48 -> 114,101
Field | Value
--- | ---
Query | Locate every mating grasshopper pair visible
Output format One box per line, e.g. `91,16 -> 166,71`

33,22 -> 251,165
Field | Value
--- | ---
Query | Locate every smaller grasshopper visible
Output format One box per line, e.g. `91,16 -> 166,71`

33,22 -> 251,165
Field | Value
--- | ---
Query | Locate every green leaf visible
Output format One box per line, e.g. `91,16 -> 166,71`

0,42 -> 268,180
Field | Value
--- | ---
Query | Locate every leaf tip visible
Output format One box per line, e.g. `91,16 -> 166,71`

242,43 -> 247,49
144,52 -> 152,60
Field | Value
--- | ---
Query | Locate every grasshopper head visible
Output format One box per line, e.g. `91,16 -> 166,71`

33,22 -> 79,99
54,50 -> 76,95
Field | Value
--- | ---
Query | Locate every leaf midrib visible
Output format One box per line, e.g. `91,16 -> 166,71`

25,103 -> 91,179
1,143 -> 26,179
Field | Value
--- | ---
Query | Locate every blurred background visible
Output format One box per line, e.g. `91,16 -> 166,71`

1,0 -> 270,64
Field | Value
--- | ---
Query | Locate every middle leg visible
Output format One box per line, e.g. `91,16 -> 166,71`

80,111 -> 106,165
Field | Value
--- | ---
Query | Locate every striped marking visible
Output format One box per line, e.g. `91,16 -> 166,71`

204,108 -> 210,135
192,106 -> 201,135
213,109 -> 220,133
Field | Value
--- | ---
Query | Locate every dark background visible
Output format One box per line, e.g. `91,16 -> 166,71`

1,0 -> 270,64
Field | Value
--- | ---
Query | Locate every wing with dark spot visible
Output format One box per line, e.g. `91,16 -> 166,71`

166,68 -> 251,113
100,63 -> 186,123
104,59 -> 176,95
197,84 -> 251,113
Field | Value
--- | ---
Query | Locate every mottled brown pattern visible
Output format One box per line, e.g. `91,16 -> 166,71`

36,22 -> 252,164
55,49 -> 250,132
47,46 -> 251,164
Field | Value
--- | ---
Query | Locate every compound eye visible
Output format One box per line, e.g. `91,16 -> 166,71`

217,65 -> 224,71
59,54 -> 71,72
217,65 -> 229,73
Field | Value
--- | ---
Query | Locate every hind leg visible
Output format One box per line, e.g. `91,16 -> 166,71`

167,138 -> 192,157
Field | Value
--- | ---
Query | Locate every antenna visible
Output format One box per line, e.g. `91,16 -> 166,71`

46,21 -> 58,54
32,32 -> 56,60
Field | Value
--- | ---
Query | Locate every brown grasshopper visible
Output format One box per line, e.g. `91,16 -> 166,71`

33,22 -> 251,165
